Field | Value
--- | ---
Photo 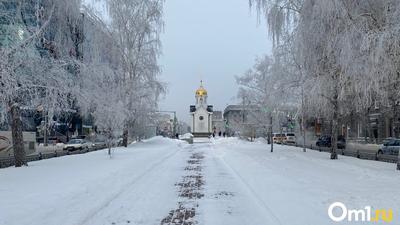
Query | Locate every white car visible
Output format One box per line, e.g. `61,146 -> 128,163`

284,133 -> 296,144
63,139 -> 89,152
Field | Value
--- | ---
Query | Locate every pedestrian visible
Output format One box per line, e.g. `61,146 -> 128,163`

175,133 -> 179,139
219,131 -> 222,137
223,132 -> 226,137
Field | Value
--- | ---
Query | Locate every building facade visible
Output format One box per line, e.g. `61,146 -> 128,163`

224,105 -> 264,137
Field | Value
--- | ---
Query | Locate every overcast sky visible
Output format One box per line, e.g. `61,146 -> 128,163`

159,0 -> 272,123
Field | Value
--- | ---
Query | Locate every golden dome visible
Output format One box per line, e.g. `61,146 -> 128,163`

196,81 -> 208,96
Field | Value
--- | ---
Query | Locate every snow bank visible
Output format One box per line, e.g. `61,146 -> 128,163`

139,136 -> 186,146
179,133 -> 194,140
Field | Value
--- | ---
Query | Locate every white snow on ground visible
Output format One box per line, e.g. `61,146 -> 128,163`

0,137 -> 188,225
1,137 -> 399,225
201,138 -> 400,225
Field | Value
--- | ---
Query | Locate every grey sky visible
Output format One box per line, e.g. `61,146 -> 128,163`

159,0 -> 272,123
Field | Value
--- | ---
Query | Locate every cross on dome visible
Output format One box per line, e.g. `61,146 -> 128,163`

196,80 -> 208,96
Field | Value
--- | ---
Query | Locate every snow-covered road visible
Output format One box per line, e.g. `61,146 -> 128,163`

1,137 -> 399,225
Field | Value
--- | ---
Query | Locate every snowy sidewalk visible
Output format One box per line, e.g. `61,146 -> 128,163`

0,137 -> 188,225
1,137 -> 399,225
200,138 -> 400,225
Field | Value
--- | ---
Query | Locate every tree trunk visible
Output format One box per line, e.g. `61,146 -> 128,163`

393,103 -> 399,138
301,88 -> 306,152
302,117 -> 306,152
122,128 -> 128,147
44,111 -> 48,147
331,104 -> 338,160
10,104 -> 26,167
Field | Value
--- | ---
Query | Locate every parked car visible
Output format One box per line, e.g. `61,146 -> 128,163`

378,139 -> 400,155
284,133 -> 296,144
273,133 -> 287,144
63,139 -> 89,152
86,141 -> 96,151
316,135 -> 346,149
93,141 -> 107,149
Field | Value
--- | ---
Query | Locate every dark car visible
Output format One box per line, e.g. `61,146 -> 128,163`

316,135 -> 346,149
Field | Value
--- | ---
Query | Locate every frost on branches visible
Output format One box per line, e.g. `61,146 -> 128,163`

0,0 -> 165,164
248,0 -> 400,166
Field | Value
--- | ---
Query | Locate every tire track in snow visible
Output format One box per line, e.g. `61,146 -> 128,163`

74,146 -> 185,225
209,144 -> 284,225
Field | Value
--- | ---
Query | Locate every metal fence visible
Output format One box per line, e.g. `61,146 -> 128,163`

285,143 -> 399,163
0,147 -> 107,169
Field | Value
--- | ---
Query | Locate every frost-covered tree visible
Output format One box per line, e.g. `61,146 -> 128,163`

77,1 -> 165,153
236,54 -> 296,149
249,0 -> 400,163
106,0 -> 165,147
90,73 -> 127,156
0,0 -> 81,166
249,0 -> 301,46
1,0 -> 165,165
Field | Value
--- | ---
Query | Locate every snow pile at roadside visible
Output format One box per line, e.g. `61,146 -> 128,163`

179,133 -> 194,140
141,135 -> 185,145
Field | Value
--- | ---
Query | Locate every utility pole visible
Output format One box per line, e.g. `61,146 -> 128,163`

173,112 -> 177,137
270,114 -> 273,153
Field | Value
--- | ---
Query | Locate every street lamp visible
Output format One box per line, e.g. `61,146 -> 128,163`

261,106 -> 274,152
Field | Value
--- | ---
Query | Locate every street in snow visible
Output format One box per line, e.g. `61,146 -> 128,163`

1,137 -> 399,225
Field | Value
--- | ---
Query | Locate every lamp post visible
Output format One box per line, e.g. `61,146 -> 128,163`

261,106 -> 274,152
270,113 -> 273,152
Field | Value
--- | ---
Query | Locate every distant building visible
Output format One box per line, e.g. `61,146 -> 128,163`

190,81 -> 213,137
212,111 -> 225,134
223,105 -> 263,137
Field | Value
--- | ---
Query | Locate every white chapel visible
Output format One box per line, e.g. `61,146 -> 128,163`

190,81 -> 213,137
